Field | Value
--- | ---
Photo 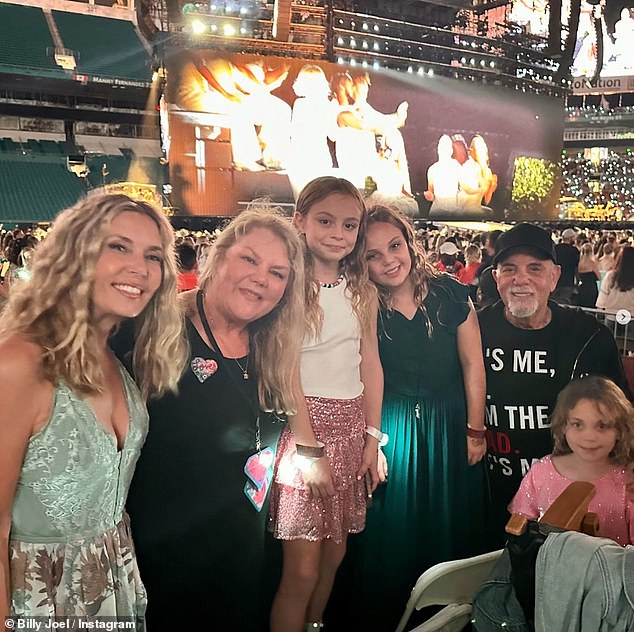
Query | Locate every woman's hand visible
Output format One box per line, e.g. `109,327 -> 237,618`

301,456 -> 336,499
467,436 -> 486,465
357,439 -> 380,493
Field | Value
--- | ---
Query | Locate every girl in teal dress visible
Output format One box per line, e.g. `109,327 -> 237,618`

359,205 -> 487,631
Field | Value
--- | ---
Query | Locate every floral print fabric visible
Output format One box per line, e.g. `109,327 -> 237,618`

9,364 -> 148,627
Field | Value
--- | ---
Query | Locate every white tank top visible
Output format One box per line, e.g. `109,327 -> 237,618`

300,279 -> 364,399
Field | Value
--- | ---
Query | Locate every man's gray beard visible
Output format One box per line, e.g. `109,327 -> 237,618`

506,296 -> 539,319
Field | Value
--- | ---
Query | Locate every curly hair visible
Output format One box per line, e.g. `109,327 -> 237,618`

198,202 -> 305,415
551,376 -> 634,466
0,191 -> 188,399
294,176 -> 376,337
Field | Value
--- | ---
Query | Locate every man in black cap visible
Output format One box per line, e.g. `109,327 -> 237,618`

477,223 -> 630,548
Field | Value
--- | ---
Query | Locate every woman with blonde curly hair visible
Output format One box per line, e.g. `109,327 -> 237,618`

0,191 -> 188,627
126,203 -> 307,631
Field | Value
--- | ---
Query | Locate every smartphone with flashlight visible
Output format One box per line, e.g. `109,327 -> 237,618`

364,472 -> 373,508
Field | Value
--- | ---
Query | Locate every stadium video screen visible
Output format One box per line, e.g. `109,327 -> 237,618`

163,49 -> 564,220
510,0 -> 634,81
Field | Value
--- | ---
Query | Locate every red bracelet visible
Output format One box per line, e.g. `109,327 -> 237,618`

466,425 -> 487,440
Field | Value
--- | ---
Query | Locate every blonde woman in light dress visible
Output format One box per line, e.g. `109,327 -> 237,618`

0,191 -> 187,627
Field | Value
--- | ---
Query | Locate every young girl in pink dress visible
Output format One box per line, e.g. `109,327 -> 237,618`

269,176 -> 383,632
509,376 -> 634,545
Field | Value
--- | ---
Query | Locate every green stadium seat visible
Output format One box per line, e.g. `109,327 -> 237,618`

52,11 -> 151,84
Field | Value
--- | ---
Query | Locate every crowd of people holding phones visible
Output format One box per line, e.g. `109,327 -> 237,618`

1,178 -> 634,632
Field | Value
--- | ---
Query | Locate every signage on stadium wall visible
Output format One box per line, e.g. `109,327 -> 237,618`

571,75 -> 634,95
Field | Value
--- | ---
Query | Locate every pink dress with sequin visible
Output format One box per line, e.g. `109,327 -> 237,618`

268,279 -> 367,543
509,455 -> 634,546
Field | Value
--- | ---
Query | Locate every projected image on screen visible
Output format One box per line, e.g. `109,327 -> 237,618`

163,49 -> 563,219
509,0 -> 634,79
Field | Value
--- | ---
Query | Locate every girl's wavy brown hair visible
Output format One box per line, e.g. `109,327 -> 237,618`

0,191 -> 188,399
294,176 -> 376,337
551,376 -> 634,465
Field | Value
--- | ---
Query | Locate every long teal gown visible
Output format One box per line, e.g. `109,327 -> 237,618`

357,275 -> 486,631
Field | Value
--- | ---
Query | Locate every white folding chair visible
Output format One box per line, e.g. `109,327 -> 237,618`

394,549 -> 503,632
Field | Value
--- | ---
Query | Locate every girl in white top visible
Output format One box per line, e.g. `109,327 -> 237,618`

269,176 -> 383,632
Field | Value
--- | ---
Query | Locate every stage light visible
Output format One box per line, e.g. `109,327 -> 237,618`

428,69 -> 434,77
373,60 -> 380,70
362,40 -> 368,49
373,24 -> 379,32
362,60 -> 368,68
407,66 -> 413,73
418,67 -> 424,75
191,19 -> 206,34
223,23 -> 236,36
350,37 -> 356,48
337,36 -> 344,45
373,42 -> 380,51
337,56 -> 344,64
210,24 -> 217,31
350,59 -> 356,66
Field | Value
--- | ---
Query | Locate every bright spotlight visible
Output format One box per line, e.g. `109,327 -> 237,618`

223,23 -> 236,36
191,20 -> 206,35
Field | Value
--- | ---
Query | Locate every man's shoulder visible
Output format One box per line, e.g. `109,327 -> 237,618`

476,300 -> 504,320
551,301 -> 600,329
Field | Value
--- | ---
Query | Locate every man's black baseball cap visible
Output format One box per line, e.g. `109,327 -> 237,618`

492,223 -> 557,266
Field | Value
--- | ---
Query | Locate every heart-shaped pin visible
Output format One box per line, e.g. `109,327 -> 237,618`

191,357 -> 218,383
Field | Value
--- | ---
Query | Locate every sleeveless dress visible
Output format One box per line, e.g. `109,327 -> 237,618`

269,279 -> 367,543
10,365 -> 148,625
355,276 -> 486,631
127,318 -> 283,631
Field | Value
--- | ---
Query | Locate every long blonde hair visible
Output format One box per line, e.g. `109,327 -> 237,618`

198,204 -> 305,414
294,176 -> 376,337
0,191 -> 188,399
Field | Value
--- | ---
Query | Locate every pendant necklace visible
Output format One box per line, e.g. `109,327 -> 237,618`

234,355 -> 249,380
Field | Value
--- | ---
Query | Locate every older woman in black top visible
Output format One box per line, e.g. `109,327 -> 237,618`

127,207 -> 316,631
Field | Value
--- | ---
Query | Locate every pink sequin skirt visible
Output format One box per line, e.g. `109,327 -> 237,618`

268,395 -> 366,544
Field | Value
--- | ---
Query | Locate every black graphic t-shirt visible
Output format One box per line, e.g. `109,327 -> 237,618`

477,300 -> 630,544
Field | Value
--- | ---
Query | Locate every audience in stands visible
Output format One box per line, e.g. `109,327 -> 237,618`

175,242 -> 199,291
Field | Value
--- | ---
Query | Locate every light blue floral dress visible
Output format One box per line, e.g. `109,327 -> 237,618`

9,365 -> 148,628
